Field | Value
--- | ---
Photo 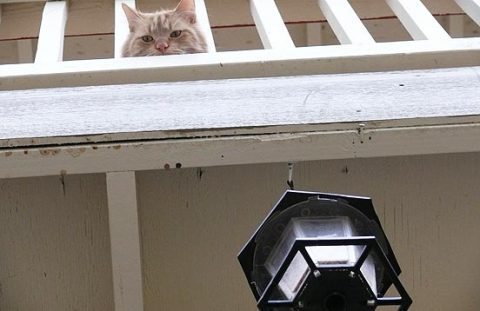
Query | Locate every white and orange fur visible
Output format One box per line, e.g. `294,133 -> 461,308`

121,0 -> 207,57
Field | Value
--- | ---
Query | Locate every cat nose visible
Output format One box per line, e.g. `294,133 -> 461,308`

155,42 -> 169,52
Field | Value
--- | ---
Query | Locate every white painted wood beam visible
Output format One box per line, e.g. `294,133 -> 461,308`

1,121 -> 480,180
455,0 -> 480,26
115,0 -> 135,58
385,0 -> 451,40
17,39 -> 34,63
317,0 -> 375,44
250,0 -> 295,49
195,0 -> 216,52
1,38 -> 479,91
106,171 -> 144,311
35,1 -> 68,63
2,66 -> 479,149
0,67 -> 479,179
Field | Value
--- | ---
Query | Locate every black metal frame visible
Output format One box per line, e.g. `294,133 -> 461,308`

257,236 -> 412,311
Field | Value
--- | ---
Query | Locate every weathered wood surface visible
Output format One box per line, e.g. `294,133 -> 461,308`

0,66 -> 479,147
0,173 -> 114,311
0,67 -> 480,179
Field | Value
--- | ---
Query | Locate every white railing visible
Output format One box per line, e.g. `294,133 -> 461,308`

0,0 -> 479,90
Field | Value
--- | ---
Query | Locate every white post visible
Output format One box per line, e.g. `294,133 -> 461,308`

317,0 -> 375,44
106,171 -> 144,311
35,1 -> 68,63
250,0 -> 295,49
455,0 -> 480,26
385,0 -> 451,40
115,0 -> 135,58
195,0 -> 216,52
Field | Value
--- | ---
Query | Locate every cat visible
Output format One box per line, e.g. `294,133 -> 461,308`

121,0 -> 208,57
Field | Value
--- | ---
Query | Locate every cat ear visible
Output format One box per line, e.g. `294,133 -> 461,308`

175,0 -> 197,24
122,3 -> 142,31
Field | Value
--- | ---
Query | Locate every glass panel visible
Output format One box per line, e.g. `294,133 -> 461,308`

276,252 -> 310,300
360,253 -> 378,297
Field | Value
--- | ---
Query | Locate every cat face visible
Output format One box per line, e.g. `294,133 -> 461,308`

122,0 -> 207,57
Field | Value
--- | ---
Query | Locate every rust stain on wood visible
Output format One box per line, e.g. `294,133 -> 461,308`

39,149 -> 61,156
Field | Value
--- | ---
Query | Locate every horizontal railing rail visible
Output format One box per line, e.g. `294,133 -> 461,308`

0,0 -> 479,90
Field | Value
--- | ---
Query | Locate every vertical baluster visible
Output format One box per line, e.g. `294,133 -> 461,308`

35,0 -> 68,63
317,0 -> 375,44
385,0 -> 451,40
454,0 -> 480,26
250,0 -> 295,49
195,0 -> 216,52
115,0 -> 135,58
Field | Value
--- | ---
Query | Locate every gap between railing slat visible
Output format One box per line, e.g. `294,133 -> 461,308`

455,0 -> 480,26
35,1 -> 68,63
115,0 -> 135,58
250,0 -> 295,49
317,0 -> 375,44
195,0 -> 216,52
385,0 -> 451,40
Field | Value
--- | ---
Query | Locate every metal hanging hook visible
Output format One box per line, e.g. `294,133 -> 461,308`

287,162 -> 294,190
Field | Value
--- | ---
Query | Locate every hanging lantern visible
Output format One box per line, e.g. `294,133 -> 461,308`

238,190 -> 412,310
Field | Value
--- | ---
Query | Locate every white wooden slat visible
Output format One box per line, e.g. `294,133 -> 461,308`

250,0 -> 295,49
35,1 -> 68,63
455,0 -> 480,26
17,39 -> 34,63
115,0 -> 135,58
1,37 -> 479,91
385,0 -> 451,40
106,171 -> 144,311
317,0 -> 374,44
194,0 -> 216,52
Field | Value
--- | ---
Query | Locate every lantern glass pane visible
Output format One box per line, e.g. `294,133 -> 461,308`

277,252 -> 310,300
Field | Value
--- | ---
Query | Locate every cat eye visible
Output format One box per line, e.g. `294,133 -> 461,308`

141,35 -> 154,42
170,30 -> 182,38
